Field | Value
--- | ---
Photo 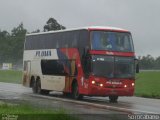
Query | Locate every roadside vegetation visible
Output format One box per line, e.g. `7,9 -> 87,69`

135,71 -> 160,99
0,18 -> 65,67
0,101 -> 77,120
0,70 -> 22,84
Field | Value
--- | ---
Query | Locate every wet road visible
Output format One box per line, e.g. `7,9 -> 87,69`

0,82 -> 160,119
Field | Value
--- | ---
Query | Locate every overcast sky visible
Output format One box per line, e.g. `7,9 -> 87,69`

0,0 -> 160,57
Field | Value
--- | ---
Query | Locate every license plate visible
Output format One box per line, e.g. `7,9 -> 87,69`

106,81 -> 122,85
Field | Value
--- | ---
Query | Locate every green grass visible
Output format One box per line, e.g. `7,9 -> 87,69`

0,70 -> 22,84
0,102 -> 77,120
135,71 -> 160,98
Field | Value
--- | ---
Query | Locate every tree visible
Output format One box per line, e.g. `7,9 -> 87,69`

10,23 -> 27,63
11,23 -> 27,36
44,18 -> 66,32
155,56 -> 160,69
31,29 -> 40,33
0,30 -> 10,39
139,54 -> 155,69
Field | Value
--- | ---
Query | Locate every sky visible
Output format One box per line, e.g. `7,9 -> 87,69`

0,0 -> 160,57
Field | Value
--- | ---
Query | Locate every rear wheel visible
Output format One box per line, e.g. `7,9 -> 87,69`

36,80 -> 50,95
36,80 -> 42,94
41,90 -> 50,95
72,82 -> 83,100
31,79 -> 37,93
109,95 -> 118,103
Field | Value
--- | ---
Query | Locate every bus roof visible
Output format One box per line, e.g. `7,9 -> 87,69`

26,26 -> 129,36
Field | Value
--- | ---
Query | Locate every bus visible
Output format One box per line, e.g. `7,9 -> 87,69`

23,26 -> 139,102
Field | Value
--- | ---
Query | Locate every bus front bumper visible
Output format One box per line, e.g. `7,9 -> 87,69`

88,85 -> 134,96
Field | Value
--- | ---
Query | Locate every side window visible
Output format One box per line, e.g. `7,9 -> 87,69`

72,31 -> 79,47
41,60 -> 64,75
123,35 -> 131,51
41,60 -> 76,76
91,31 -> 101,50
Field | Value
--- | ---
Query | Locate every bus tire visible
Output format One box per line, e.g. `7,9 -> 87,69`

109,95 -> 118,103
63,92 -> 71,98
31,77 -> 37,93
41,90 -> 50,95
36,79 -> 42,94
72,81 -> 83,100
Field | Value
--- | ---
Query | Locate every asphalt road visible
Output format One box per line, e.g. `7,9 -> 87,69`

0,82 -> 160,120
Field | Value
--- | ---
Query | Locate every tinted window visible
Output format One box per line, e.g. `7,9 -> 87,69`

25,30 -> 89,50
114,57 -> 135,78
92,56 -> 114,78
91,55 -> 135,78
41,59 -> 76,76
41,60 -> 65,75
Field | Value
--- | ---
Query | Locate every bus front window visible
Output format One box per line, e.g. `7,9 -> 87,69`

91,55 -> 135,79
92,56 -> 114,78
114,57 -> 135,78
91,31 -> 134,52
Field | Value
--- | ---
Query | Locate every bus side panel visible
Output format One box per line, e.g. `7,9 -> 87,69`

57,48 -> 89,94
41,75 -> 65,91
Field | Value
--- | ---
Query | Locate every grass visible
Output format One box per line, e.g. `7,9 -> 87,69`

135,71 -> 160,98
0,70 -> 22,84
0,101 -> 77,120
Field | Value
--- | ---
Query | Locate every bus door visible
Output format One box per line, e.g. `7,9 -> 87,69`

64,60 -> 77,92
23,61 -> 31,87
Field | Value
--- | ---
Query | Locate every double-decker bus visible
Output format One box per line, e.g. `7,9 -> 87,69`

23,26 -> 139,102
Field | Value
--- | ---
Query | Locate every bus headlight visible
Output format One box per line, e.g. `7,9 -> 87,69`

132,83 -> 135,86
100,83 -> 103,87
124,85 -> 127,88
92,80 -> 95,84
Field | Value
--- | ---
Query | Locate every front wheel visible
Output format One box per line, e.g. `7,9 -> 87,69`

63,92 -> 71,98
109,95 -> 118,103
72,82 -> 83,100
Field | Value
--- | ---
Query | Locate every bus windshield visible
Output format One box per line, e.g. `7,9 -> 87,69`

92,55 -> 135,78
91,31 -> 134,52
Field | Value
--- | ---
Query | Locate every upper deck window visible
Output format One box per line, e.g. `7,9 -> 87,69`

91,31 -> 134,52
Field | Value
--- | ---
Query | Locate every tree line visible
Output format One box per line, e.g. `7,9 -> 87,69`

0,18 -> 65,69
0,17 -> 159,69
138,55 -> 160,70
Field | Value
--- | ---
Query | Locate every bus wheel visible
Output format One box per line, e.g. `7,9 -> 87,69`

72,82 -> 83,100
36,80 -> 42,94
109,95 -> 118,103
31,79 -> 37,93
41,90 -> 50,95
